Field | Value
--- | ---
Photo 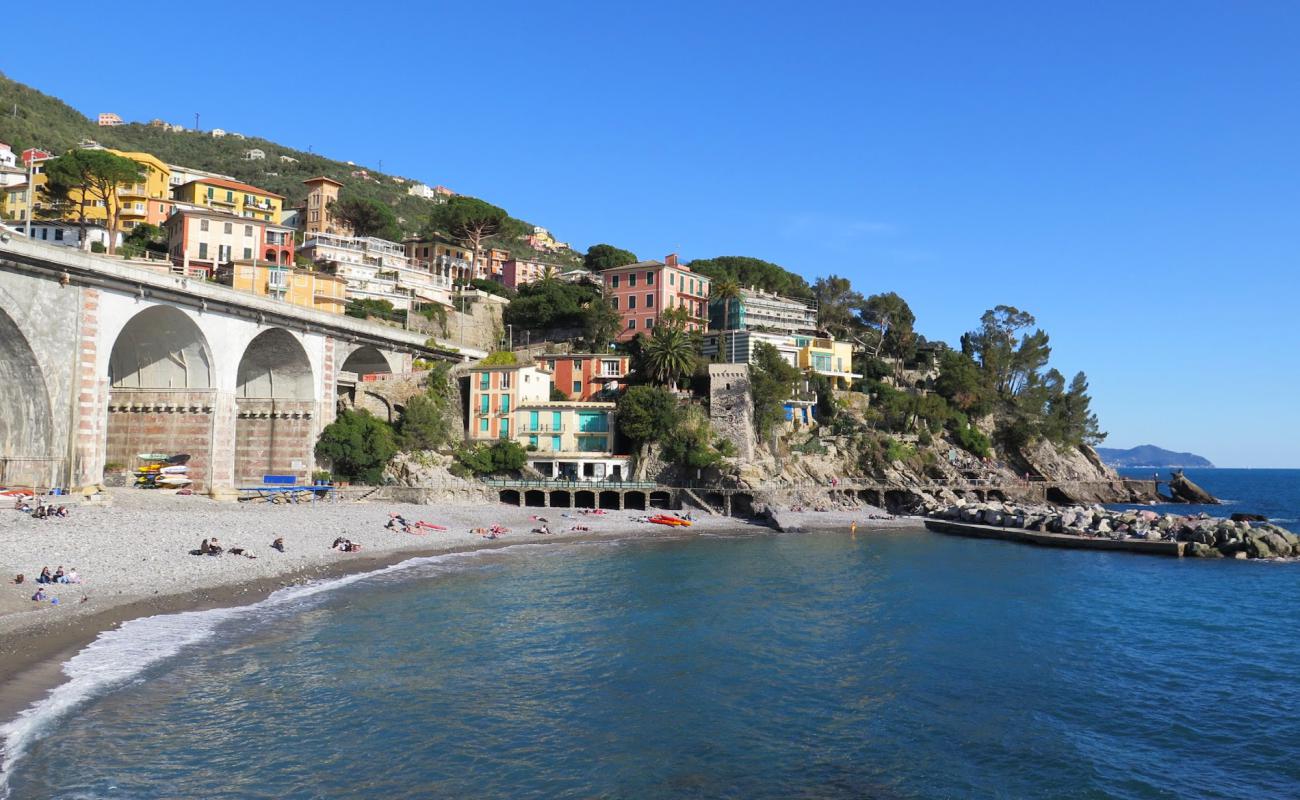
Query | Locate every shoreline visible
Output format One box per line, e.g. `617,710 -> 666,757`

0,493 -> 913,730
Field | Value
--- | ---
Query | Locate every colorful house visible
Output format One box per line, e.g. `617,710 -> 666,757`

12,148 -> 172,231
537,353 -> 629,400
795,336 -> 859,389
171,177 -> 283,224
602,253 -> 710,341
214,261 -> 347,314
165,209 -> 295,277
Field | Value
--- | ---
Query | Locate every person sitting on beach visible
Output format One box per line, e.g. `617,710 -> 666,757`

14,573 -> 24,584
271,537 -> 285,553
53,566 -> 65,583
32,504 -> 46,520
31,587 -> 46,602
199,538 -> 211,554
65,568 -> 81,584
207,537 -> 224,556
55,506 -> 69,518
37,567 -> 52,584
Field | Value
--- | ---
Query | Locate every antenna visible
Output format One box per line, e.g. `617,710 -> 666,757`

194,112 -> 200,132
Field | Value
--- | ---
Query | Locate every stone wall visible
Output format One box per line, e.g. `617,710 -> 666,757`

233,399 -> 317,484
105,390 -> 217,490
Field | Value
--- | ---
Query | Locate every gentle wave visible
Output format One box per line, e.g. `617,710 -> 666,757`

0,540 -> 593,796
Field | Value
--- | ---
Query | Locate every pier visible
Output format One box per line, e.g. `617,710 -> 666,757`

925,519 -> 1186,557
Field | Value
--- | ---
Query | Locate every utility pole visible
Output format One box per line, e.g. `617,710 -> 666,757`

23,154 -> 35,239
194,112 -> 200,132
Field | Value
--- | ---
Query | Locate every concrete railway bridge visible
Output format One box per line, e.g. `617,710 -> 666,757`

0,236 -> 483,493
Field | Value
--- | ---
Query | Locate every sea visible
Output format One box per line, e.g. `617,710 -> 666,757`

2,469 -> 1298,799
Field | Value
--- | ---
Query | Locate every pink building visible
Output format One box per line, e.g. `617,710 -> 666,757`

601,254 -> 711,342
502,257 -> 562,289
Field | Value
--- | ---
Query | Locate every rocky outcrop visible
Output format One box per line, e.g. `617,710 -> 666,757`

382,452 -> 495,503
925,499 -> 1296,559
1168,470 -> 1220,504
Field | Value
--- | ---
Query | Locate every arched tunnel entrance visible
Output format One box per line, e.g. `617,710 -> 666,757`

649,490 -> 672,510
598,491 -> 620,510
500,489 -> 521,506
549,491 -> 572,508
234,328 -> 316,485
575,490 -> 595,509
104,306 -> 214,490
624,491 -> 646,511
524,490 -> 546,507
0,308 -> 55,486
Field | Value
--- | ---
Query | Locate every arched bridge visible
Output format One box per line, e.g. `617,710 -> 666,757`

0,236 -> 484,493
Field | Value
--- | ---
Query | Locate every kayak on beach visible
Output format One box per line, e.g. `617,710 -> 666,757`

649,515 -> 692,527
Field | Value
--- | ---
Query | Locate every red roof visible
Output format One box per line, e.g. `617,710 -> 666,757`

182,176 -> 283,199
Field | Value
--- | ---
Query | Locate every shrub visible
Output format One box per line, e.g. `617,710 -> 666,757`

884,437 -> 916,464
314,408 -> 397,484
480,350 -> 517,366
397,393 -> 453,451
954,424 -> 992,459
454,441 -> 527,475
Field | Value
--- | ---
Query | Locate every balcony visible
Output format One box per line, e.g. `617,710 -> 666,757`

116,185 -> 148,198
524,424 -> 564,433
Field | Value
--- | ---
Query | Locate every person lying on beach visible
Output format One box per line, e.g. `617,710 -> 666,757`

531,525 -> 551,535
37,567 -> 52,584
271,537 -> 285,553
385,513 -> 411,531
331,537 -> 363,552
228,547 -> 257,559
55,506 -> 69,518
570,525 -> 589,532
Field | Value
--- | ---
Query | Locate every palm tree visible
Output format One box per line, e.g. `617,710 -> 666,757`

642,325 -> 698,388
711,279 -> 741,363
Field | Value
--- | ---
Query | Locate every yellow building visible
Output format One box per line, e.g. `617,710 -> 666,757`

2,149 -> 172,231
795,336 -> 860,389
215,261 -> 348,314
172,177 -> 283,224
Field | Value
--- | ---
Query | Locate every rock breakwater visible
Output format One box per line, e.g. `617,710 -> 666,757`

925,499 -> 1297,559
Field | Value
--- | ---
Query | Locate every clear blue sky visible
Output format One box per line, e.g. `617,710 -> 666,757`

7,1 -> 1298,466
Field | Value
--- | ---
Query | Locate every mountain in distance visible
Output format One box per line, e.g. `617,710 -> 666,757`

1095,445 -> 1215,469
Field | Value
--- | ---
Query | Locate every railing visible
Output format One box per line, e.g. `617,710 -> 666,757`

524,424 -> 564,433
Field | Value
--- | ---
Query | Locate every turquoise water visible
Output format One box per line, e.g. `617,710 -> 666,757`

5,524 -> 1300,799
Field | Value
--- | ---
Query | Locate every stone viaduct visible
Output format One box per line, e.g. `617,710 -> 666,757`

0,235 -> 483,494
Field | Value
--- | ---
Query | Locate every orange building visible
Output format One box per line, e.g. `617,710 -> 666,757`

537,353 -> 629,400
215,261 -> 348,314
301,176 -> 350,235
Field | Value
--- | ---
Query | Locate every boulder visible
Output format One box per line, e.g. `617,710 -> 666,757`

1168,471 -> 1220,505
1187,542 -> 1224,558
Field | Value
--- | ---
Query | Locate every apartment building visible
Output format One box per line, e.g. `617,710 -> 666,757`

465,362 -> 629,482
795,335 -> 859,389
214,261 -> 347,314
602,253 -> 710,341
479,247 -> 510,281
537,353 -> 629,400
702,331 -> 860,389
403,237 -> 472,283
172,177 -> 283,224
165,209 -> 295,277
501,257 -> 562,289
300,176 -> 350,236
709,287 -> 817,336
302,232 -> 453,310
0,142 -> 15,168
1,148 -> 172,230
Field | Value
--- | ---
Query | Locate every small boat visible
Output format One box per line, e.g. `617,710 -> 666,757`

648,514 -> 692,527
159,465 -> 189,474
137,453 -> 170,462
156,476 -> 193,486
166,454 -> 191,465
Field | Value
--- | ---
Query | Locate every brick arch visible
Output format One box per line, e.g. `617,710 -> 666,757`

0,306 -> 54,465
234,328 -> 317,485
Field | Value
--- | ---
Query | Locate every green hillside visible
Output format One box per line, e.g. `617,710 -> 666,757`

0,71 -> 579,265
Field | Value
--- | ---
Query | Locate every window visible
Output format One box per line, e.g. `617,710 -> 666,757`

551,435 -> 562,451
200,219 -> 209,232
243,247 -> 252,260
573,359 -> 582,369
611,275 -> 620,288
610,297 -> 618,310
646,271 -> 654,285
628,296 -> 637,310
670,273 -> 675,286
479,418 -> 489,433
573,380 -> 582,394
206,187 -> 214,199
500,418 -> 509,436
627,319 -> 636,330
646,293 -> 654,308
224,222 -> 232,234
645,318 -> 654,329
529,435 -> 538,449
480,394 -> 489,414
244,225 -> 253,237
53,229 -> 63,241
629,273 -> 637,287
479,372 -> 490,389
602,360 -> 620,376
198,243 -> 208,259
501,395 -> 510,414
226,191 -> 234,202
500,372 -> 512,389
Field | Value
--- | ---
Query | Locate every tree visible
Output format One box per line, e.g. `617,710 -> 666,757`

581,296 -> 622,351
967,305 -> 1045,396
750,342 -> 802,438
314,408 -> 397,484
812,275 -> 866,339
616,385 -> 680,446
642,325 -> 698,387
427,196 -> 509,274
42,149 -> 143,253
468,278 -> 515,299
688,255 -> 813,300
480,350 -> 517,366
934,350 -> 992,417
328,196 -> 400,240
121,222 -> 166,257
397,393 -> 453,451
503,280 -> 604,334
859,292 -> 916,361
710,278 -> 741,362
584,243 -> 638,271
454,441 -> 527,474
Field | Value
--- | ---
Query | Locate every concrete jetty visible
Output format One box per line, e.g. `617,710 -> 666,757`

925,519 -> 1185,557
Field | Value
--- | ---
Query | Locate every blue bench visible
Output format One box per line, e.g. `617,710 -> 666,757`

237,475 -> 336,503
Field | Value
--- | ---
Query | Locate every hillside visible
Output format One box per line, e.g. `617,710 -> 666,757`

1095,445 -> 1214,469
0,71 -> 580,266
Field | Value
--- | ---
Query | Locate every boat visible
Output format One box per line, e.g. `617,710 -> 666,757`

137,453 -> 170,461
166,454 -> 191,465
159,465 -> 189,474
648,514 -> 692,527
156,476 -> 193,486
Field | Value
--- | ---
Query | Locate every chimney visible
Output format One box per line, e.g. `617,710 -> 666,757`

664,253 -> 678,267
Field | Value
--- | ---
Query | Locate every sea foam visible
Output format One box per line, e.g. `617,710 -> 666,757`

0,542 -> 573,796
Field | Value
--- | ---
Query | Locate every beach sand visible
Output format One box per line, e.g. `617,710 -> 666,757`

0,490 -> 920,720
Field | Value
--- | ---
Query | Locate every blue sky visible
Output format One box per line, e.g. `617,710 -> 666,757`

7,1 -> 1298,466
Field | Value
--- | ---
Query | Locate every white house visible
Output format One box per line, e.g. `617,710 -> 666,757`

0,141 -> 16,169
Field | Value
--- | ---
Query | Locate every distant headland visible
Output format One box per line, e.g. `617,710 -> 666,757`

1096,445 -> 1214,469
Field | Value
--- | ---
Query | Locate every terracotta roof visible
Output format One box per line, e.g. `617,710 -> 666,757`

302,175 -> 343,187
179,176 -> 283,199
